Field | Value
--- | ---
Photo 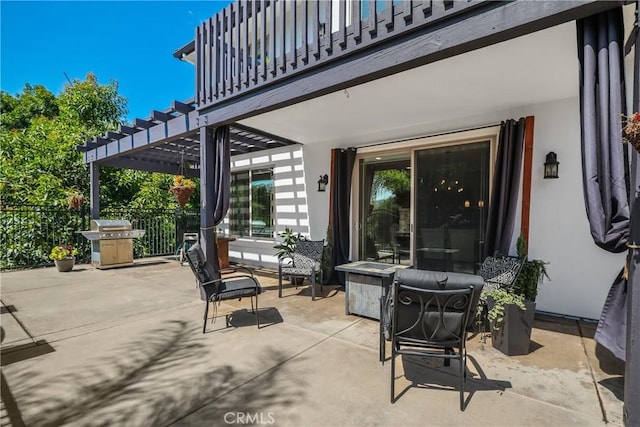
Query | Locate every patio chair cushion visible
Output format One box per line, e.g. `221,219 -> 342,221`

382,269 -> 484,340
281,266 -> 315,276
186,242 -> 221,292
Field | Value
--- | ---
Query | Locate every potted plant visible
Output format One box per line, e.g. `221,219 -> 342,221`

169,175 -> 195,208
274,228 -> 307,285
50,244 -> 78,272
66,189 -> 85,211
481,236 -> 549,356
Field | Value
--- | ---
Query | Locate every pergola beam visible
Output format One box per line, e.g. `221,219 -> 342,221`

119,125 -> 137,135
152,110 -> 174,122
172,100 -> 195,114
100,157 -> 199,178
134,118 -> 154,129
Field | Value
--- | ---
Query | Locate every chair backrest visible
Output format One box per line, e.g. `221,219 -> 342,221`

477,255 -> 524,291
292,240 -> 324,270
392,268 -> 484,328
391,269 -> 475,346
186,243 -> 221,293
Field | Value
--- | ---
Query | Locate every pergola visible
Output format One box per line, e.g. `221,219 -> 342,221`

77,97 -> 298,179
76,97 -> 299,270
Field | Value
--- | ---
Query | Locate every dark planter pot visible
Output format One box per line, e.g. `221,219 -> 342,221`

488,299 -> 536,356
54,257 -> 75,272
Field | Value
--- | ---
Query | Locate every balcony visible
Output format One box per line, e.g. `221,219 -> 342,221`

195,0 -> 494,111
194,0 -> 621,124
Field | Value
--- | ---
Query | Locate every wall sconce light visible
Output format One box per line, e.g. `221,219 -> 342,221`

464,200 -> 470,208
317,174 -> 329,192
544,152 -> 559,179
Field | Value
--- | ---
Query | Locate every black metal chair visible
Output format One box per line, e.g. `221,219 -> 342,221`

477,254 -> 524,294
278,240 -> 324,300
186,242 -> 262,333
384,268 -> 479,410
476,255 -> 525,337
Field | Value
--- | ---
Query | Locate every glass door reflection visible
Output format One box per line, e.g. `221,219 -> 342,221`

414,143 -> 490,273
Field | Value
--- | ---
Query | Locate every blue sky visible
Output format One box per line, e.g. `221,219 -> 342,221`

1,1 -> 230,122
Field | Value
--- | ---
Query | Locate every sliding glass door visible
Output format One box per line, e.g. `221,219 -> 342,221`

414,142 -> 490,273
358,154 -> 411,264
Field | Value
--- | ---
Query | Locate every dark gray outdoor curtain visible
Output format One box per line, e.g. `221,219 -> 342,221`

624,2 -> 640,421
484,118 -> 525,258
200,125 -> 231,271
329,147 -> 356,285
212,125 -> 231,225
578,8 -> 629,253
577,8 -> 630,362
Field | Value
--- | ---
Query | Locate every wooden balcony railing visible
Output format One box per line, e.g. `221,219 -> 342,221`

195,0 -> 489,111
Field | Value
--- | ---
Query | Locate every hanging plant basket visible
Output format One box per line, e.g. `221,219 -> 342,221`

169,185 -> 194,208
67,194 -> 84,211
623,112 -> 640,153
169,175 -> 195,208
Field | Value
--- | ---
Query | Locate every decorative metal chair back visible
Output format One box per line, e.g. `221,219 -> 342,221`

292,240 -> 324,271
392,284 -> 474,349
477,255 -> 524,293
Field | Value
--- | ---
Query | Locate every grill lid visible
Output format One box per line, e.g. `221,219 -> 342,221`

90,219 -> 132,231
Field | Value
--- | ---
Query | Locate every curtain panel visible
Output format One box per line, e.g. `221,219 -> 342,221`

329,148 -> 356,285
484,118 -> 526,258
577,8 -> 629,361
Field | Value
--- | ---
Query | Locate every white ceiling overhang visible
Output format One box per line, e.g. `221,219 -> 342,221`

239,22 -> 580,147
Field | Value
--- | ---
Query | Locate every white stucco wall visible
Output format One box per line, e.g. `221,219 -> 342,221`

224,144 -> 331,268
526,98 -> 626,320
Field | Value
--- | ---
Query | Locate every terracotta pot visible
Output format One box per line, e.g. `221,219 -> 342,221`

54,257 -> 75,272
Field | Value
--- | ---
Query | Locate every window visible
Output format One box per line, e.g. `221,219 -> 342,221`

229,168 -> 274,238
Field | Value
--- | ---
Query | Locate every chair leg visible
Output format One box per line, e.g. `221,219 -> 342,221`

311,275 -> 316,301
390,348 -> 396,403
255,294 -> 260,329
203,299 -> 210,334
278,272 -> 283,298
379,297 -> 385,364
379,323 -> 385,364
460,351 -> 465,411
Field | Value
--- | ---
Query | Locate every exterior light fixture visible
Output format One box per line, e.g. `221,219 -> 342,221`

317,174 -> 329,192
544,152 -> 559,179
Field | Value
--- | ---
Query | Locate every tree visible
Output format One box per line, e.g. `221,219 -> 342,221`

0,73 -> 198,210
0,84 -> 59,130
0,74 -> 127,206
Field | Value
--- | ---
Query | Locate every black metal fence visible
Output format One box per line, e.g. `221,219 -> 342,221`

0,205 -> 200,270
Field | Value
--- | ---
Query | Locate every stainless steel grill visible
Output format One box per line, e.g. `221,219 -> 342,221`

80,220 -> 145,269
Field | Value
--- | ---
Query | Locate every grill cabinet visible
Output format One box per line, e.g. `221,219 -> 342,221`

80,220 -> 145,269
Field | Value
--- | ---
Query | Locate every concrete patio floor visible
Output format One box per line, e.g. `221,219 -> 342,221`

0,257 -> 625,426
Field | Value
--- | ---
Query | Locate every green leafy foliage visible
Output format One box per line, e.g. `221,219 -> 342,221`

0,74 -> 198,269
479,235 -> 549,329
483,288 -> 526,330
273,227 -> 307,260
0,84 -> 59,130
